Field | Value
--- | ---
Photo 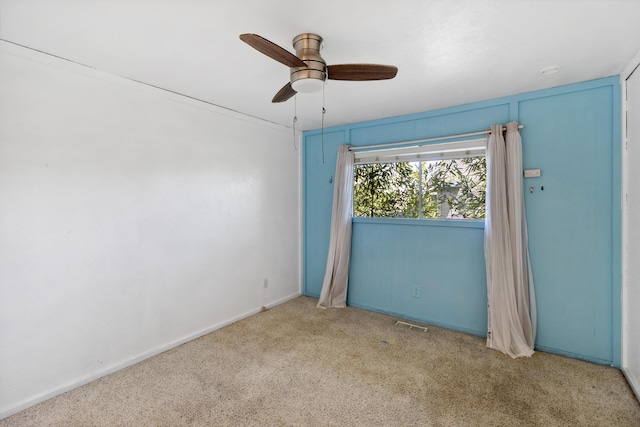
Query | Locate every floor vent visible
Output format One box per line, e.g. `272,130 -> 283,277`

395,320 -> 427,332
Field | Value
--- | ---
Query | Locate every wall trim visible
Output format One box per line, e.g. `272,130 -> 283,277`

0,39 -> 291,133
534,345 -> 613,367
623,368 -> 640,402
0,292 -> 301,420
621,48 -> 640,82
347,301 -> 485,337
304,76 -> 620,137
621,48 -> 640,400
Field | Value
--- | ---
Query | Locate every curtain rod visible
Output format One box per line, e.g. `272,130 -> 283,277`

349,125 -> 524,151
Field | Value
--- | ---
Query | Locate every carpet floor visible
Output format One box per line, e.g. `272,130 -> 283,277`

1,296 -> 639,426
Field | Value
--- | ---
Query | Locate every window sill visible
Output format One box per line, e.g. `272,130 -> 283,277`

352,216 -> 485,229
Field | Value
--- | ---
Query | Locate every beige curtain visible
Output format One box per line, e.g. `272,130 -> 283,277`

485,122 -> 536,357
317,145 -> 354,308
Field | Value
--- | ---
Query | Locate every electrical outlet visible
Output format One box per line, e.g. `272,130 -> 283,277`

412,286 -> 420,298
524,169 -> 541,178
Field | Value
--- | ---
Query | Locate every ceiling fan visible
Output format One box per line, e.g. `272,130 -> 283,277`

239,33 -> 398,103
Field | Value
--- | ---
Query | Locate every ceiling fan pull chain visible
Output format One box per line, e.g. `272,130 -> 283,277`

321,107 -> 326,164
293,95 -> 298,151
321,83 -> 327,164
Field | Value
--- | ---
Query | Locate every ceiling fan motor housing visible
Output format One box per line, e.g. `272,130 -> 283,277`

290,33 -> 326,92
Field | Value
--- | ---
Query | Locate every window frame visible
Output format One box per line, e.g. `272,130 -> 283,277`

352,138 -> 487,222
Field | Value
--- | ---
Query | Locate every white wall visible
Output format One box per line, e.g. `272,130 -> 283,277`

0,42 -> 301,417
622,50 -> 640,401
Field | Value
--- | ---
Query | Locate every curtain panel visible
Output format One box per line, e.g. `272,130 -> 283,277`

485,122 -> 537,358
317,145 -> 354,308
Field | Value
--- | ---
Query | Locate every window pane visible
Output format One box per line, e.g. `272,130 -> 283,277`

353,162 -> 420,218
422,157 -> 486,219
353,155 -> 485,220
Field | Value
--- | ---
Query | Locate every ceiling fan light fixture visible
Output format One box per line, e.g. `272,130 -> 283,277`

291,77 -> 324,93
239,32 -> 398,103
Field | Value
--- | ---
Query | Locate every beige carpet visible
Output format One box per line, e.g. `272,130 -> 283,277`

2,296 -> 639,426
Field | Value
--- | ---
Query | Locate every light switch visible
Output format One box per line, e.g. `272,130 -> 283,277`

524,169 -> 541,178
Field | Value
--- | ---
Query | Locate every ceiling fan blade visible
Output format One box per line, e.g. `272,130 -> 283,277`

327,64 -> 398,81
240,34 -> 307,68
272,82 -> 297,103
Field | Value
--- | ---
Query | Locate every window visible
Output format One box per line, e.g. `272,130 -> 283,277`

353,140 -> 486,220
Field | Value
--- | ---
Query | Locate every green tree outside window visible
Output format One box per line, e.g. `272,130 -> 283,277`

353,157 -> 486,219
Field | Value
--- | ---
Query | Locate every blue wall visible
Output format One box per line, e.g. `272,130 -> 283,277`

303,77 -> 621,367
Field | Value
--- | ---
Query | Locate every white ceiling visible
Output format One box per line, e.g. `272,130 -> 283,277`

1,0 -> 640,131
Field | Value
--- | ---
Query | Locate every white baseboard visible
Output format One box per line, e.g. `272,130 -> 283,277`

623,368 -> 640,403
0,292 -> 301,420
